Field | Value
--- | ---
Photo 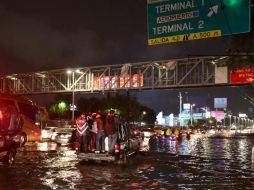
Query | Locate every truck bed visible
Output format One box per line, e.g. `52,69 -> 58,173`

77,152 -> 115,162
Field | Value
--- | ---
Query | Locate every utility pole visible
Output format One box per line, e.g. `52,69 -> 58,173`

72,91 -> 75,121
72,72 -> 75,121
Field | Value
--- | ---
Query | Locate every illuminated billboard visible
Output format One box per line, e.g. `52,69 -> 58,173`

211,111 -> 225,121
230,67 -> 254,84
93,74 -> 144,90
183,103 -> 190,110
214,98 -> 227,109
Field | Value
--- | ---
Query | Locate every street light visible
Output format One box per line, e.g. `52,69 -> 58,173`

67,70 -> 75,121
190,104 -> 195,126
140,111 -> 147,126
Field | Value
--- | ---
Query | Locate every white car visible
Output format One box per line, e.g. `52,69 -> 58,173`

52,128 -> 76,145
241,127 -> 254,134
142,129 -> 155,139
41,127 -> 57,140
229,127 -> 237,134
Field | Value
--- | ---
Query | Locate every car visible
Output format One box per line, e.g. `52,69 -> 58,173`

53,128 -> 76,145
41,127 -> 57,141
229,126 -> 237,134
240,126 -> 254,134
141,128 -> 155,139
76,124 -> 141,163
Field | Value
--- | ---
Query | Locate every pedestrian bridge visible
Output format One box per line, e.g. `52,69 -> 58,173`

0,56 -> 248,95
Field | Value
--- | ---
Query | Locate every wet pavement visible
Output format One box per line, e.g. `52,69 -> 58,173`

1,135 -> 254,189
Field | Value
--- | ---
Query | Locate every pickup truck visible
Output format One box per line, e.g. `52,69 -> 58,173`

76,124 -> 141,163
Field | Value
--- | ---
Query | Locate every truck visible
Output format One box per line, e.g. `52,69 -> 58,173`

75,124 -> 141,163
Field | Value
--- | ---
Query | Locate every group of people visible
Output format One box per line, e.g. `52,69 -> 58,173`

76,110 -> 120,154
165,127 -> 190,140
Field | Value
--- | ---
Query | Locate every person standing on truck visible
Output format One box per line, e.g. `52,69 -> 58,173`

90,113 -> 98,152
104,110 -> 117,155
76,114 -> 89,152
95,113 -> 105,153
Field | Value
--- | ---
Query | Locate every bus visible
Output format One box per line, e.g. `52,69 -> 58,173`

0,94 -> 41,145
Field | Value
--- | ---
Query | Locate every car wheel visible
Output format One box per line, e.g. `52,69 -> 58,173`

3,147 -> 16,166
20,133 -> 27,147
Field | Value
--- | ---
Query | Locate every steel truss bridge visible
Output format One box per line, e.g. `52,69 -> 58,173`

0,56 -> 244,95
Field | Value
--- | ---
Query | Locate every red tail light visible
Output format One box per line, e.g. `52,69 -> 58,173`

75,141 -> 79,152
34,132 -> 39,137
0,110 -> 3,120
115,144 -> 120,153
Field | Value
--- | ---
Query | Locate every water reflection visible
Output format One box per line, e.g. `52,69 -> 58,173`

39,147 -> 81,190
140,134 -> 254,189
1,135 -> 254,189
147,135 -> 203,155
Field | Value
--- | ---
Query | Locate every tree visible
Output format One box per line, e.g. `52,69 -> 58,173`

140,106 -> 156,125
76,92 -> 157,124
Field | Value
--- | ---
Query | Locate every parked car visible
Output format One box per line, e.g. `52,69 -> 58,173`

76,124 -> 141,163
53,128 -> 76,145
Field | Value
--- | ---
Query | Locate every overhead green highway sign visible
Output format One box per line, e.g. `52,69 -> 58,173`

147,0 -> 250,45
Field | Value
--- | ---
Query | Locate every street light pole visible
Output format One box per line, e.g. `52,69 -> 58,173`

72,90 -> 75,121
139,111 -> 146,127
190,104 -> 195,126
72,72 -> 75,121
228,114 -> 232,128
67,70 -> 75,121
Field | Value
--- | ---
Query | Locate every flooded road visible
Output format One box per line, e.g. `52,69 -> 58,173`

1,135 -> 254,189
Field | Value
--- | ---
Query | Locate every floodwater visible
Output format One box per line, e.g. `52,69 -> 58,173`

1,135 -> 254,189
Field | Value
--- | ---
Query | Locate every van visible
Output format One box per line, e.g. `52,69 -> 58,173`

0,94 -> 41,145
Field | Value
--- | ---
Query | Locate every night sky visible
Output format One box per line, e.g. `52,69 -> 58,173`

0,0 -> 252,116
0,0 -> 229,74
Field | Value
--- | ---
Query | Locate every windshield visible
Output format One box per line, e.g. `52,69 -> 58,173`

55,128 -> 74,133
